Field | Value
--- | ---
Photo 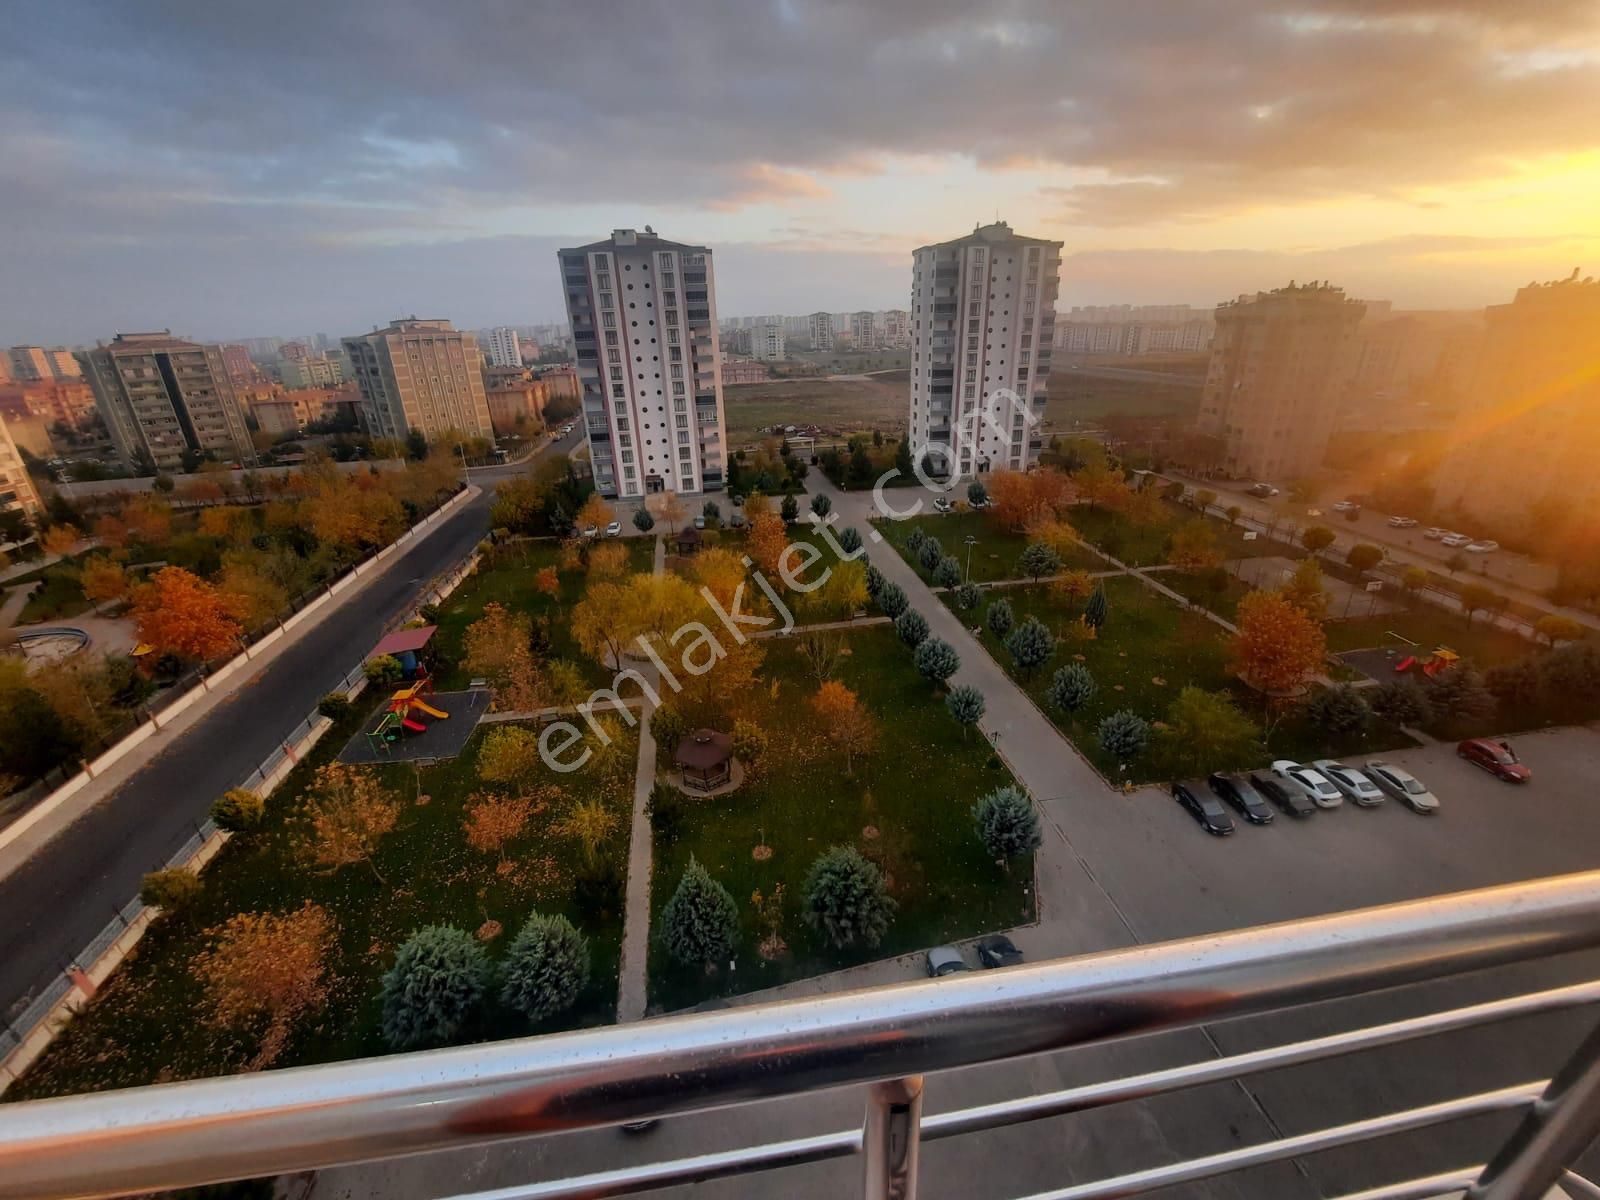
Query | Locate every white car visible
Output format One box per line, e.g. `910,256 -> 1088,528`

1466,540 -> 1500,554
1441,532 -> 1473,547
1332,501 -> 1360,513
1364,761 -> 1440,815
581,525 -> 598,539
1313,759 -> 1385,807
932,498 -> 953,514
1423,526 -> 1449,540
969,496 -> 990,510
604,521 -> 622,538
1271,760 -> 1343,808
1388,516 -> 1418,528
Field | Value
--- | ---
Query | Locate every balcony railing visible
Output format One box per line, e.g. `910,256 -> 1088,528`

7,873 -> 1600,1199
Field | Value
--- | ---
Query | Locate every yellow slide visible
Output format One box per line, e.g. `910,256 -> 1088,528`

409,699 -> 449,720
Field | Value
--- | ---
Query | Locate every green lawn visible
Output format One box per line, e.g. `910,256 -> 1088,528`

1324,610 -> 1536,670
1159,568 -> 1251,625
12,704 -> 632,1099
18,567 -> 93,623
874,510 -> 1103,583
648,627 -> 1033,1012
1068,501 -> 1292,569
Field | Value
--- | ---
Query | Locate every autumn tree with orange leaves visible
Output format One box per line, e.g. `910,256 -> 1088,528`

988,469 -> 1075,533
463,603 -> 544,711
293,763 -> 400,882
534,566 -> 561,596
42,524 -> 81,557
464,793 -> 532,866
575,493 -> 614,533
1075,463 -> 1131,513
79,557 -> 128,605
132,567 -> 245,661
747,511 -> 788,577
1230,590 -> 1327,696
811,680 -> 878,773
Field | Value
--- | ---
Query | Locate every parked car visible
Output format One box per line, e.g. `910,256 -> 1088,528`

1458,738 -> 1531,783
1173,782 -> 1235,836
1248,483 -> 1280,498
1364,761 -> 1440,814
932,497 -> 953,514
1313,759 -> 1385,806
977,935 -> 1024,968
1332,500 -> 1360,513
731,494 -> 745,507
1251,772 -> 1316,817
1207,773 -> 1275,825
1388,516 -> 1418,528
1424,526 -> 1449,540
926,945 -> 971,977
604,521 -> 622,538
969,496 -> 991,510
1441,532 -> 1473,547
1271,760 -> 1343,808
693,515 -> 707,530
1466,540 -> 1500,554
581,525 -> 599,540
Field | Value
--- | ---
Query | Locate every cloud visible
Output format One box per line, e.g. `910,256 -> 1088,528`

707,163 -> 834,211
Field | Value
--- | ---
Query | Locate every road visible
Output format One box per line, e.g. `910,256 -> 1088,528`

0,434 -> 576,1026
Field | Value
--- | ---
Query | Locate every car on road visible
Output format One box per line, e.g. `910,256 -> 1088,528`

1364,761 -> 1440,814
1207,773 -> 1275,825
1466,539 -> 1500,554
1424,526 -> 1449,540
1251,773 -> 1316,817
926,945 -> 971,977
1388,516 -> 1418,528
581,525 -> 598,539
604,521 -> 622,538
1247,483 -> 1280,498
932,497 -> 953,514
1458,737 -> 1531,783
977,935 -> 1024,968
1173,782 -> 1235,836
1313,759 -> 1385,806
1332,500 -> 1360,513
693,515 -> 707,530
1272,760 -> 1343,808
1441,532 -> 1473,547
731,494 -> 744,508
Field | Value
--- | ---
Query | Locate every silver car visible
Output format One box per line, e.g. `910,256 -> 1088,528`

926,946 -> 970,977
1313,759 -> 1385,807
1271,759 -> 1343,808
1365,760 -> 1440,815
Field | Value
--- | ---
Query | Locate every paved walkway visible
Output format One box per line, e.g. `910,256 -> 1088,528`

615,534 -> 666,1022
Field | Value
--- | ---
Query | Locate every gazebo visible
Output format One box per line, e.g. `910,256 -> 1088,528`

674,525 -> 703,556
675,728 -> 733,792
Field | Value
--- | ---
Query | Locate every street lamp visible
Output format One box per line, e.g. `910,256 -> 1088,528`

964,535 -> 977,582
457,441 -> 471,485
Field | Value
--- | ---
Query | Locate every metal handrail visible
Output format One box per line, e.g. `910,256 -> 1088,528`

6,872 -> 1600,1199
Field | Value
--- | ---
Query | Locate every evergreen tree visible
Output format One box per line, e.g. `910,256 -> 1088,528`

1084,585 -> 1108,633
631,508 -> 655,532
810,493 -> 833,518
918,537 -> 944,572
1302,684 -> 1371,735
914,637 -> 960,686
865,563 -> 886,598
658,857 -> 740,969
974,786 -> 1042,861
380,926 -> 493,1049
954,581 -> 981,610
1097,710 -> 1150,766
849,444 -> 875,486
501,912 -> 590,1024
877,581 -> 909,619
895,608 -> 930,647
838,526 -> 864,555
1005,616 -> 1054,679
1370,679 -> 1434,728
803,846 -> 896,950
933,556 -> 963,588
1428,665 -> 1497,729
893,438 -> 913,477
780,494 -> 800,523
946,684 -> 986,737
1046,662 -> 1097,713
906,527 -> 928,557
967,480 -> 989,505
1017,542 -> 1062,582
986,597 -> 1014,639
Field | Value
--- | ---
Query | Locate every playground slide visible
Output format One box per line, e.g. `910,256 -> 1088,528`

410,699 -> 449,720
1395,656 -> 1417,673
401,717 -> 428,733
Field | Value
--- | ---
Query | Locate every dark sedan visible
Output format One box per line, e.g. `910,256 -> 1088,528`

1457,738 -> 1531,783
1250,772 -> 1316,817
1208,773 -> 1275,825
1173,782 -> 1235,836
977,934 -> 1024,968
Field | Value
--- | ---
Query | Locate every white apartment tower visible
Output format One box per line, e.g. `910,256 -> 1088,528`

909,221 -> 1061,476
750,318 -> 786,361
881,309 -> 910,348
558,229 -> 728,499
485,327 -> 523,368
809,311 -> 835,351
850,311 -> 877,350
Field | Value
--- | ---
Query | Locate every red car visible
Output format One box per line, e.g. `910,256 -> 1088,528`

1457,738 -> 1531,783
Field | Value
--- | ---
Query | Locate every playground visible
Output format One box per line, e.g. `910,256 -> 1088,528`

337,626 -> 488,765
1338,638 -> 1465,687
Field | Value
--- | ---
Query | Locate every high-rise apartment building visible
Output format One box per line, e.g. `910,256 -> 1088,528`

342,318 -> 494,444
7,346 -> 80,382
1197,283 -> 1366,480
749,318 -> 786,361
557,228 -> 728,498
485,327 -> 523,368
850,311 -> 877,350
77,332 -> 253,472
909,221 -> 1061,476
808,311 -> 835,351
0,414 -> 42,528
279,355 -> 345,389
1432,272 -> 1600,530
881,309 -> 910,348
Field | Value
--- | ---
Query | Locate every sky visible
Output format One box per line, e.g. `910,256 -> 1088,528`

3,0 -> 1599,344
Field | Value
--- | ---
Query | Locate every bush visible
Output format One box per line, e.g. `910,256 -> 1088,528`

1370,679 -> 1434,728
1302,684 -> 1370,735
986,597 -> 1014,639
1428,665 -> 1497,731
803,846 -> 896,951
838,527 -> 864,555
652,702 -> 687,752
647,782 -> 685,845
914,637 -> 960,686
933,556 -> 963,588
501,912 -> 590,1024
1046,663 -> 1097,714
364,655 -> 402,685
877,581 -> 908,619
1541,643 -> 1600,714
140,867 -> 202,911
417,603 -> 442,624
1098,710 -> 1150,764
318,691 -> 353,721
865,564 -> 885,598
659,857 -> 740,968
1484,660 -> 1541,713
1005,616 -> 1054,679
810,493 -> 832,518
380,926 -> 493,1049
632,508 -> 656,532
210,787 -> 266,832
918,538 -> 943,572
946,684 -> 986,735
905,528 -> 928,557
895,608 -> 929,647
954,581 -> 980,610
732,718 -> 768,772
573,859 -> 623,919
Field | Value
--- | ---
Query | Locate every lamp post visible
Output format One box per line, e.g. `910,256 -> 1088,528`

964,535 -> 977,583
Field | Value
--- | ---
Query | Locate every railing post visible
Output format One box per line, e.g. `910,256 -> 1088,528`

861,1075 -> 922,1200
1466,1018 -> 1600,1200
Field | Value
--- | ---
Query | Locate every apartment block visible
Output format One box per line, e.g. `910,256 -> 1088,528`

557,228 -> 728,498
341,318 -> 494,444
749,318 -> 786,361
0,414 -> 42,527
908,221 -> 1061,476
808,311 -> 835,351
482,365 -> 547,437
279,355 -> 345,389
485,327 -> 523,369
1197,282 -> 1366,480
850,311 -> 877,350
77,332 -> 253,472
7,345 -> 81,382
881,309 -> 910,348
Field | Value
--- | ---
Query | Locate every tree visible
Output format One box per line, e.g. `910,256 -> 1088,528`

967,480 -> 989,505
1006,616 -> 1054,679
1302,684 -> 1371,735
42,524 -> 81,557
780,494 -> 800,523
464,604 -> 545,711
798,631 -> 846,685
877,581 -> 908,619
1540,643 -> 1600,715
1535,614 -> 1585,647
1428,665 -> 1496,729
193,901 -> 334,1067
132,567 -> 245,662
1370,679 -> 1434,728
501,912 -> 590,1024
812,679 -> 878,771
534,565 -> 561,596
659,857 -> 740,969
1278,558 -> 1328,621
1225,505 -> 1242,526
554,798 -> 620,869
946,684 -> 985,737
1346,543 -> 1384,573
659,491 -> 689,535
1231,590 -> 1327,695
1445,551 -> 1468,577
986,596 -> 1014,639
79,557 -> 128,606
141,867 -> 203,912
1459,583 -> 1498,627
954,580 -> 981,610
838,526 -> 864,555
932,555 -> 962,588
1161,687 -> 1260,774
380,926 -> 493,1049
918,536 -> 944,572
914,637 -> 960,687
1017,542 -> 1062,582
1046,662 -> 1097,714
748,511 -> 788,576
1167,520 -> 1222,572
586,540 -> 627,578
1402,566 -> 1429,606
810,493 -> 833,518
865,563 -> 886,599
1098,710 -> 1150,766
477,726 -> 544,795
211,788 -> 265,832
1194,488 -> 1218,511
1075,463 -> 1129,513
464,793 -> 532,865
803,846 -> 895,950
1301,525 -> 1336,556
631,508 -> 655,533
732,719 -> 769,774
218,561 -> 289,629
575,493 -> 614,532
293,762 -> 400,882
974,787 -> 1041,862
893,437 -> 913,477
1083,584 -> 1108,634
895,608 -> 929,647
906,527 -> 928,558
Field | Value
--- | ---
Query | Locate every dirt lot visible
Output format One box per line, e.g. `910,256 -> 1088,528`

722,374 -> 905,446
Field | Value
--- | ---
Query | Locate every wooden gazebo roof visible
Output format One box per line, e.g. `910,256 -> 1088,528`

674,728 -> 732,770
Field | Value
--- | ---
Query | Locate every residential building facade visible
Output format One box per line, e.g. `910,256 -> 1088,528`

77,332 -> 253,471
720,358 -> 770,385
482,365 -> 547,437
881,309 -> 909,348
0,414 -> 42,527
749,318 -> 786,361
485,327 -> 523,369
279,355 -> 345,389
908,221 -> 1062,476
1197,282 -> 1366,480
557,228 -> 728,498
7,345 -> 80,382
341,318 -> 493,444
808,311 -> 835,351
850,310 -> 877,350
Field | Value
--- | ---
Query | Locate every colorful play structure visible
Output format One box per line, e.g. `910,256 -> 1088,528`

1394,646 -> 1461,677
363,626 -> 451,755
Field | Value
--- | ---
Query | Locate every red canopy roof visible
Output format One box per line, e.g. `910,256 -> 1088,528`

370,625 -> 437,658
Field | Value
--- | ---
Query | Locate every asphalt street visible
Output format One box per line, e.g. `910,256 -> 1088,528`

0,435 -> 577,1026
